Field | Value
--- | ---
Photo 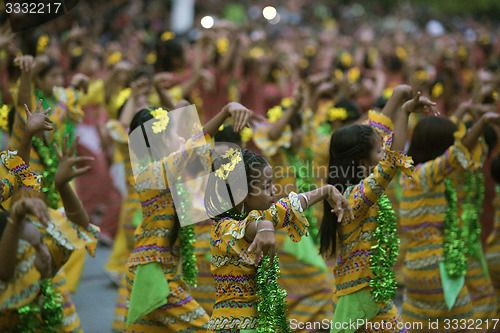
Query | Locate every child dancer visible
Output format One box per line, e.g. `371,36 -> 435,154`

319,92 -> 436,332
124,102 -> 252,332
401,111 -> 500,332
204,148 -> 353,332
0,135 -> 99,332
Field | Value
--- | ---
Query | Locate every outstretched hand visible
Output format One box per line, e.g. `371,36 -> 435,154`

402,92 -> 439,116
325,185 -> 354,222
24,99 -> 53,137
54,136 -> 93,188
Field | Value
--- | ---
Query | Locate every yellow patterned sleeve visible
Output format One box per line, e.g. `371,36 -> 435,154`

213,211 -> 263,265
0,151 -> 41,202
260,192 -> 309,242
55,87 -> 84,124
363,110 -> 394,137
345,135 -> 414,220
36,209 -> 100,273
253,122 -> 292,158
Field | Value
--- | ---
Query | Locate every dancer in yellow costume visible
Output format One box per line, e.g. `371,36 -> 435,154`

320,93 -> 436,332
0,134 -> 99,332
124,102 -> 252,332
401,110 -> 500,332
204,146 -> 352,332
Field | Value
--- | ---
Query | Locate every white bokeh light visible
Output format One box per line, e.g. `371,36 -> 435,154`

262,6 -> 277,20
201,16 -> 214,29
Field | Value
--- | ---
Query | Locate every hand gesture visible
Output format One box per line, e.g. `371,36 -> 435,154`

153,72 -> 175,90
481,112 -> 500,126
14,55 -> 34,73
131,77 -> 151,99
325,185 -> 354,222
248,220 -> 276,266
401,91 -> 439,116
225,102 -> 252,132
54,136 -> 93,188
11,197 -> 50,226
70,73 -> 90,94
24,99 -> 53,137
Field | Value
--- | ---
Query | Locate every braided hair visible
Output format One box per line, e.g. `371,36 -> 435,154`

205,149 -> 269,221
319,124 -> 376,258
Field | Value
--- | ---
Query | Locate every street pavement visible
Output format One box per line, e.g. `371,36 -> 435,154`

72,244 -> 117,333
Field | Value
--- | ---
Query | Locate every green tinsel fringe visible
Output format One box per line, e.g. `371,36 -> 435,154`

18,279 -> 63,333
369,194 -> 399,304
175,179 -> 198,287
256,254 -> 291,333
32,137 -> 60,209
443,178 -> 467,278
466,171 -> 484,258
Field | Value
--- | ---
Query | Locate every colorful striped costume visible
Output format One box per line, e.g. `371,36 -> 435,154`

208,192 -> 309,332
0,209 -> 100,332
486,185 -> 500,320
399,123 -> 486,332
332,112 -> 413,332
124,130 -> 211,332
253,120 -> 334,331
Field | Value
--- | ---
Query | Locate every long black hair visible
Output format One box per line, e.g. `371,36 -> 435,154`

128,108 -> 181,248
319,124 -> 376,258
205,149 -> 269,220
407,117 -> 457,165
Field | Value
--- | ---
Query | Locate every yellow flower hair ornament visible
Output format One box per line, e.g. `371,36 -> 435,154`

151,108 -> 170,134
240,127 -> 253,143
432,82 -> 444,99
216,37 -> 229,56
340,51 -> 353,68
347,67 -> 360,83
0,104 -> 9,131
267,105 -> 283,123
107,51 -> 123,66
395,46 -> 407,61
382,87 -> 393,100
161,31 -> 176,42
37,34 -> 50,55
215,148 -> 242,180
327,107 -> 348,122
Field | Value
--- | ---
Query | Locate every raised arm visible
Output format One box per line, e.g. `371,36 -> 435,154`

54,136 -> 93,229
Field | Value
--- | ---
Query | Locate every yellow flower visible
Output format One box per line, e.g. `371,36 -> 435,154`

432,82 -> 443,99
216,37 -> 229,56
323,18 -> 336,29
395,46 -> 407,61
340,51 -> 352,68
492,91 -> 498,101
305,45 -> 316,57
215,148 -> 242,180
327,107 -> 348,122
107,51 -> 122,66
413,70 -> 429,82
0,104 -> 9,131
240,127 -> 253,143
151,108 -> 170,134
37,35 -> 50,55
267,105 -> 283,123
333,69 -> 344,80
383,88 -> 393,100
145,52 -> 157,64
218,124 -> 224,131
281,97 -> 292,108
71,46 -> 83,57
271,69 -> 281,79
299,58 -> 309,69
457,45 -> 468,61
249,47 -> 264,59
161,31 -> 175,42
347,67 -> 360,83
